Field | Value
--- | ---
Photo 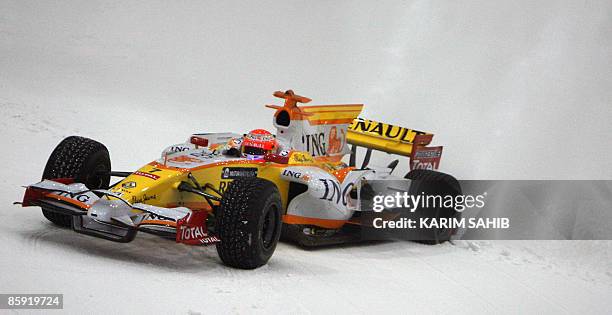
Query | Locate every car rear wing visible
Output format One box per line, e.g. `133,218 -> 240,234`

347,118 -> 443,170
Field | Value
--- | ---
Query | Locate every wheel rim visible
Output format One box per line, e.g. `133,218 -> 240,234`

86,163 -> 108,189
261,205 -> 279,250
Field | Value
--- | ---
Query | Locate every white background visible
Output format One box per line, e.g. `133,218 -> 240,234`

1,1 -> 611,314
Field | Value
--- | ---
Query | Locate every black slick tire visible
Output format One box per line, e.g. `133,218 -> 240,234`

215,178 -> 283,269
41,136 -> 111,227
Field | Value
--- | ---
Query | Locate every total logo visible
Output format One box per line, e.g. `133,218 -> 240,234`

411,160 -> 436,170
177,225 -> 220,244
179,225 -> 207,241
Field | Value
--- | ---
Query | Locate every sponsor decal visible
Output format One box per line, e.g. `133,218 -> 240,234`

130,194 -> 157,204
245,141 -> 265,149
108,190 -> 123,198
302,132 -> 327,156
300,126 -> 347,157
318,178 -> 355,207
411,161 -> 436,170
282,169 -> 302,178
133,171 -> 160,180
218,181 -> 230,195
168,155 -> 203,163
327,126 -> 346,154
121,181 -> 137,189
53,191 -> 91,203
190,151 -> 215,159
198,235 -> 221,245
414,150 -> 442,159
176,211 -> 220,245
349,118 -> 426,143
169,145 -> 191,153
147,212 -> 176,222
281,169 -> 311,181
289,152 -> 314,164
410,146 -> 443,170
221,167 -> 258,179
180,225 -> 206,240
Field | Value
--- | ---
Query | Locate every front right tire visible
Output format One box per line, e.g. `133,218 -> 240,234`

41,136 -> 111,227
215,178 -> 283,269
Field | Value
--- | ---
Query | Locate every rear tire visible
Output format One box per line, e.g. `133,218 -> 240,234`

41,136 -> 111,227
405,169 -> 461,244
215,178 -> 283,269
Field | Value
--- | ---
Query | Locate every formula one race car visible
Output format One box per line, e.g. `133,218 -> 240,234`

17,90 -> 461,269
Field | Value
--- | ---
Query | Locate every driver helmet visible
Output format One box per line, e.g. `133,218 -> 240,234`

242,129 -> 277,160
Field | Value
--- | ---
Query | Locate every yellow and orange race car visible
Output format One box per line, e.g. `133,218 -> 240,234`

17,90 -> 461,269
